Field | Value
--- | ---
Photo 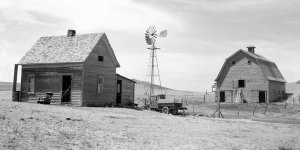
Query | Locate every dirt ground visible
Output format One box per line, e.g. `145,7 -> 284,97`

0,92 -> 300,150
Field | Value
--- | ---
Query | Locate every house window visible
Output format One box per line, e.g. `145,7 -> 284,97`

248,60 -> 252,65
232,61 -> 236,65
97,76 -> 104,94
27,75 -> 35,94
238,80 -> 245,88
98,56 -> 104,61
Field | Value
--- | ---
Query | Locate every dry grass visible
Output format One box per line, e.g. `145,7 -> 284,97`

1,93 -> 300,150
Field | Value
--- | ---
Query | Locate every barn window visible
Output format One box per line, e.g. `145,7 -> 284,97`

97,75 -> 104,94
238,80 -> 245,88
27,75 -> 35,94
98,56 -> 104,61
232,61 -> 236,65
248,60 -> 252,65
117,83 -> 121,93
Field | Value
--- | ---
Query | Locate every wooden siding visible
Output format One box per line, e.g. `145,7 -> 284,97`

20,64 -> 83,106
82,38 -> 117,106
116,75 -> 135,105
217,52 -> 268,103
268,80 -> 285,102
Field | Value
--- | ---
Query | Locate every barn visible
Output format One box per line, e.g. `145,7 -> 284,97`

215,46 -> 286,103
12,30 -> 135,106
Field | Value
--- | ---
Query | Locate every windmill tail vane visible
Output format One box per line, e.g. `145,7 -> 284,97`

159,30 -> 167,37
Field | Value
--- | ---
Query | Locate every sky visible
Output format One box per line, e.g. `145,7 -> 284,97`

0,0 -> 300,92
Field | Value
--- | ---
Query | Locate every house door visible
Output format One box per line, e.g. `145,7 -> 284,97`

220,91 -> 225,102
61,75 -> 71,103
259,91 -> 266,103
116,80 -> 122,104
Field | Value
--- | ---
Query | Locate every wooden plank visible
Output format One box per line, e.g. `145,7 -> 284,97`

12,64 -> 18,92
20,65 -> 83,106
82,41 -> 117,106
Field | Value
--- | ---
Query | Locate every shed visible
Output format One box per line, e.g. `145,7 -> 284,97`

12,30 -> 134,106
215,46 -> 286,103
116,74 -> 136,106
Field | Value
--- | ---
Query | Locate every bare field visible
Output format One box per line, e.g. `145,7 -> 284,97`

185,102 -> 300,124
1,94 -> 300,149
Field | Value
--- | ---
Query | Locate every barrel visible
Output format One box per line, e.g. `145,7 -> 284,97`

12,91 -> 20,102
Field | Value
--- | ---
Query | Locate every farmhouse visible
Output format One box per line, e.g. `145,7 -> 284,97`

12,30 -> 135,106
215,46 -> 286,103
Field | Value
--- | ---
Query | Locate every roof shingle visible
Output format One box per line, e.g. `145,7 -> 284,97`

18,33 -> 104,64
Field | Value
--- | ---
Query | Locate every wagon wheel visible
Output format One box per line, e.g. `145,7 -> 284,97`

162,107 -> 169,114
170,109 -> 178,115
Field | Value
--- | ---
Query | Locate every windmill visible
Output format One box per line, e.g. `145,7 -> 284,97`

144,26 -> 167,109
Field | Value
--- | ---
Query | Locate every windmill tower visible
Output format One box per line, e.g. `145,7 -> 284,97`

144,26 -> 167,109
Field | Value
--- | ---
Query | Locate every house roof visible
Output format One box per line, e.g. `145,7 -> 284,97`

242,49 -> 274,63
18,33 -> 120,67
116,74 -> 136,83
215,49 -> 286,83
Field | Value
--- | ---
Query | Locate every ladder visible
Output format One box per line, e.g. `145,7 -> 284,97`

235,88 -> 244,103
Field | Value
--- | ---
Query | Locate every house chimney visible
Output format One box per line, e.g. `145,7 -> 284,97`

67,29 -> 76,37
247,46 -> 256,54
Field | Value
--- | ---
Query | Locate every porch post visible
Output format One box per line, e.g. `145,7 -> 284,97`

12,64 -> 18,92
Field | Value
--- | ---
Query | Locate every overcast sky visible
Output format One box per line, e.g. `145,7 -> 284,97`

0,0 -> 300,91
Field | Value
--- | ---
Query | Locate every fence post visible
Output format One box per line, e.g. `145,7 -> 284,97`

284,102 -> 287,109
237,104 -> 240,116
293,98 -> 294,104
217,101 -> 221,118
193,104 -> 194,115
263,103 -> 268,115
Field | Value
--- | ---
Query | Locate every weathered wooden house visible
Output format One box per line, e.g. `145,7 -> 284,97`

12,30 -> 135,106
215,46 -> 286,103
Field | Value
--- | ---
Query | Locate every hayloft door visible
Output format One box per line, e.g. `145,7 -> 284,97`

61,75 -> 71,103
259,91 -> 266,103
116,80 -> 122,104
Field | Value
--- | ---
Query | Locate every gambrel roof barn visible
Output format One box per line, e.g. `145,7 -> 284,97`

215,46 -> 286,103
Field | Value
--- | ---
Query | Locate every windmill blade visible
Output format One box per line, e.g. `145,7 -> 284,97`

145,25 -> 160,45
145,36 -> 153,45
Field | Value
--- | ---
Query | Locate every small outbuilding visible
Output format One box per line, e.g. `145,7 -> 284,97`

12,30 -> 135,106
116,74 -> 136,106
215,46 -> 286,103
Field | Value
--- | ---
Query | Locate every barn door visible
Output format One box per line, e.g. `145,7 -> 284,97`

61,75 -> 71,103
116,80 -> 122,104
220,91 -> 225,102
259,91 -> 266,103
